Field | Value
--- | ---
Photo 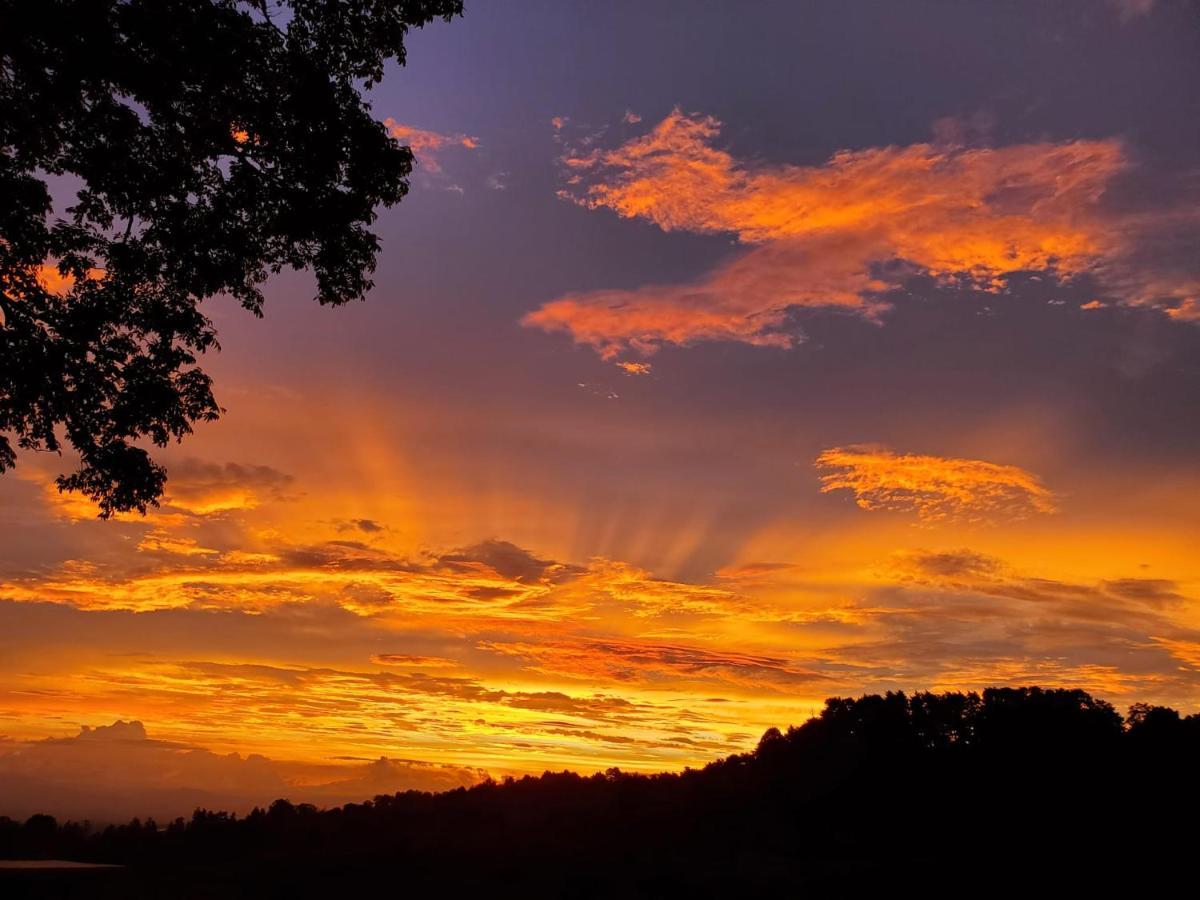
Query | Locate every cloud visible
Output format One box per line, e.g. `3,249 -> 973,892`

32,263 -> 106,298
1151,637 -> 1200,668
4,528 -> 1200,780
616,361 -> 651,376
786,549 -> 1200,706
0,547 -> 539,615
330,518 -> 387,536
525,108 -> 1198,357
0,719 -> 485,822
561,107 -> 1124,261
56,658 -> 712,772
1,260 -> 103,327
433,539 -> 576,584
884,549 -> 1186,619
1100,578 -> 1184,608
893,549 -> 1006,580
137,530 -> 220,557
383,118 -> 479,174
525,236 -> 889,358
1162,298 -> 1199,321
300,755 -> 486,804
371,654 -> 459,669
13,456 -> 295,522
77,719 -> 148,741
163,459 -> 295,516
565,559 -> 749,619
0,535 -> 601,617
715,562 -> 801,584
816,445 -> 1057,522
481,637 -> 826,692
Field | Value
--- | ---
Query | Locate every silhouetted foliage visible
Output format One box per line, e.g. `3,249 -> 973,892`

2,687 -> 1199,897
0,0 -> 462,515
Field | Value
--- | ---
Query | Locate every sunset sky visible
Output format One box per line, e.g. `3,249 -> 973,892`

3,0 -> 1200,820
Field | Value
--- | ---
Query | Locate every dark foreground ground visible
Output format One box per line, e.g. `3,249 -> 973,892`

3,688 -> 1198,898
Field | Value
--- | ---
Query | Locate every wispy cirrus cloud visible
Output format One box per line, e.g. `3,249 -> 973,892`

816,445 -> 1056,522
526,235 -> 888,358
480,637 -> 826,692
384,118 -> 479,174
524,108 -> 1198,357
371,653 -> 459,669
884,548 -> 1188,622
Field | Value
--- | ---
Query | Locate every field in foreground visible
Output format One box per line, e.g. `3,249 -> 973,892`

3,687 -> 1197,898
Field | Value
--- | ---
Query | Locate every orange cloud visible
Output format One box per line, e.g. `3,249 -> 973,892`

1151,637 -> 1200,669
0,546 -> 560,615
35,263 -> 105,296
5,528 -> 1200,776
525,236 -> 888,358
25,656 -> 735,773
372,654 -> 459,669
616,361 -> 652,376
816,445 -> 1056,522
162,459 -> 295,515
7,372 -> 1200,783
481,637 -> 825,692
561,110 -> 1120,255
11,456 -> 290,523
526,109 -> 1197,356
1166,298 -> 1200,322
885,548 -> 1187,614
383,118 -> 479,173
35,264 -> 77,295
136,530 -> 219,557
229,125 -> 258,146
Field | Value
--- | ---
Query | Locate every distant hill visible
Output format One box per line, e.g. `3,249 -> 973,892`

3,687 -> 1198,898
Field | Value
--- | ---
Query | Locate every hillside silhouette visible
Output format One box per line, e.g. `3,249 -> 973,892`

2,687 -> 1198,897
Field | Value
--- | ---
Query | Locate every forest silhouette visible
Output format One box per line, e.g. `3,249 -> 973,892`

2,687 -> 1197,897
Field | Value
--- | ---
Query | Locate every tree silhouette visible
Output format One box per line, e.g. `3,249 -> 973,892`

2,687 -> 1198,896
0,0 -> 462,515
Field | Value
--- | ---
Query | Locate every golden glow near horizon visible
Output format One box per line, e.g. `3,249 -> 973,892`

2,412 -> 1198,790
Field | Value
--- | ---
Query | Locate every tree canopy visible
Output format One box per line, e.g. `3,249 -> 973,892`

0,0 -> 462,515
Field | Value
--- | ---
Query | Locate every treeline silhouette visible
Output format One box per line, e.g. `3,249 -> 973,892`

2,687 -> 1198,897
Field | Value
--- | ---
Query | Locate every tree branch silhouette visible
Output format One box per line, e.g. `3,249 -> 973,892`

0,0 -> 462,515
